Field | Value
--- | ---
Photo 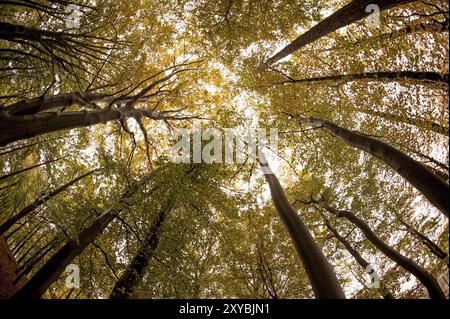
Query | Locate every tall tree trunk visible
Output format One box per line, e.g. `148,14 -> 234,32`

0,169 -> 99,236
285,71 -> 448,86
258,156 -> 345,298
268,0 -> 415,63
0,107 -> 169,147
10,172 -> 156,299
0,158 -> 61,181
354,108 -> 449,136
310,117 -> 449,217
324,220 -> 394,299
109,206 -> 170,299
2,92 -> 154,116
322,202 -> 445,299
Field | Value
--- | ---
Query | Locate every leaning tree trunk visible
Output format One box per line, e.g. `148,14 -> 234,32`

285,71 -> 448,86
310,117 -> 449,218
2,92 -> 154,116
322,202 -> 445,299
354,108 -> 449,136
109,206 -> 170,299
393,212 -> 448,261
0,106 -> 169,147
259,155 -> 345,298
0,158 -> 61,181
324,220 -> 394,299
268,0 -> 415,63
0,169 -> 99,236
10,172 -> 156,299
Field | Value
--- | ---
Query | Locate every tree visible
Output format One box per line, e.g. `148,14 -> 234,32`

11,169 -> 157,299
109,204 -> 170,299
310,199 -> 446,299
310,117 -> 449,217
323,218 -> 395,299
0,169 -> 99,235
267,0 -> 416,63
259,154 -> 345,299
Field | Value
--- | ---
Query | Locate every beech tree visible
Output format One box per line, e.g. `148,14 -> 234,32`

1,0 -> 448,300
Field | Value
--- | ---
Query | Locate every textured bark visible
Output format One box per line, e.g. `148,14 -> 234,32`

355,108 -> 449,136
259,160 -> 345,299
268,0 -> 415,63
310,117 -> 449,217
109,207 -> 169,299
286,71 -> 448,86
323,202 -> 445,299
11,172 -> 156,299
0,169 -> 99,236
325,221 -> 394,299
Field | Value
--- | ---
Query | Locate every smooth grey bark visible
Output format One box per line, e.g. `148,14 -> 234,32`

259,157 -> 345,299
268,0 -> 415,63
322,202 -> 445,299
310,117 -> 449,218
0,169 -> 99,236
0,106 -> 175,147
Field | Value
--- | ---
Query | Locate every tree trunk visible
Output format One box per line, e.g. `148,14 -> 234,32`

310,117 -> 449,217
268,0 -> 415,63
109,206 -> 169,299
323,202 -> 445,299
355,108 -> 449,136
2,92 -> 153,116
286,71 -> 448,86
0,169 -> 99,236
0,106 -> 168,147
325,220 -> 394,299
10,172 -> 156,299
393,213 -> 448,261
259,157 -> 345,298
0,158 -> 61,181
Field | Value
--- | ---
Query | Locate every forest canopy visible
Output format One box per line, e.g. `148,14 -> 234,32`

0,0 -> 448,300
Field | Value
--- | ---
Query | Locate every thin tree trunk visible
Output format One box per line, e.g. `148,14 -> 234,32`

285,71 -> 448,86
310,117 -> 449,217
268,0 -> 415,63
0,158 -> 61,181
109,206 -> 170,299
258,156 -> 346,298
355,108 -> 449,136
0,169 -> 99,236
325,220 -> 394,299
322,202 -> 445,299
393,212 -> 448,261
11,172 -> 156,299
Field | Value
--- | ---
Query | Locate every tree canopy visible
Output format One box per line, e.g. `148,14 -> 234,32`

0,0 -> 448,299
